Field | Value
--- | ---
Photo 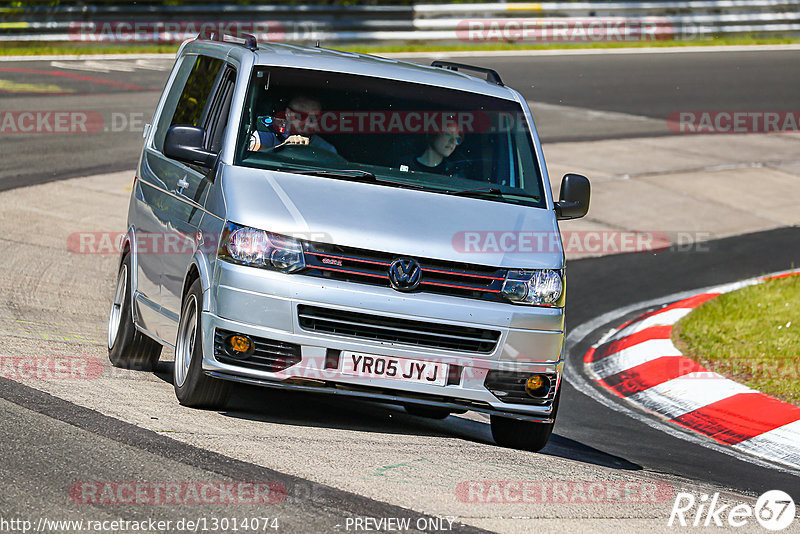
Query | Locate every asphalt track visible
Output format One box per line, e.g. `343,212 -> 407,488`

2,48 -> 800,189
1,49 -> 799,531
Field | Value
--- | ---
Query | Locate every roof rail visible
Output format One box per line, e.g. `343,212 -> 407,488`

431,61 -> 503,86
197,29 -> 258,52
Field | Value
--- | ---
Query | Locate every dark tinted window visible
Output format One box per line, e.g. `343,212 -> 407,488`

171,56 -> 224,127
153,55 -> 224,152
234,67 -> 546,208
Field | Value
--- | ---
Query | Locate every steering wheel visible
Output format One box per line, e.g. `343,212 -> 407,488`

268,141 -> 348,166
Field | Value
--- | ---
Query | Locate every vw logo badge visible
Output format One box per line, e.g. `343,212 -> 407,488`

388,258 -> 422,291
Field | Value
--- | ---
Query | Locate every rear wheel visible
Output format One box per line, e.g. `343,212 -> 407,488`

173,278 -> 230,409
108,253 -> 162,371
490,390 -> 560,452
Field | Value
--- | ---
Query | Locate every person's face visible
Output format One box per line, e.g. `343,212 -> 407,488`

432,130 -> 462,158
281,97 -> 321,134
285,98 -> 321,122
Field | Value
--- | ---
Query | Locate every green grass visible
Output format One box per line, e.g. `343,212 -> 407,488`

2,35 -> 800,56
673,274 -> 800,405
0,42 -> 181,56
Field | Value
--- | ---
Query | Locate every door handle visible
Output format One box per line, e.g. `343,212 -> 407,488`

176,178 -> 189,194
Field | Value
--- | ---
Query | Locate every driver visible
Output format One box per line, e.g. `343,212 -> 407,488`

248,95 -> 337,154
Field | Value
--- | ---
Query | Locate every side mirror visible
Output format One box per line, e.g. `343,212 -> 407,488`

555,173 -> 590,220
164,125 -> 217,168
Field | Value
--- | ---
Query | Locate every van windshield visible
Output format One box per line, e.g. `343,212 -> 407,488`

234,66 -> 547,208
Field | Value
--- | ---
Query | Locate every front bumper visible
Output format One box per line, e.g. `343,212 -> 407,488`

201,261 -> 566,421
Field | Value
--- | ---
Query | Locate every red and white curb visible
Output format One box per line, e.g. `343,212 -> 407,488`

584,271 -> 800,470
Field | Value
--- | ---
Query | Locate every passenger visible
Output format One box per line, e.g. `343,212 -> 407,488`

404,124 -> 463,175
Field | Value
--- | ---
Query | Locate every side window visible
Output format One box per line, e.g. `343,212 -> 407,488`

171,56 -> 224,127
153,55 -> 224,152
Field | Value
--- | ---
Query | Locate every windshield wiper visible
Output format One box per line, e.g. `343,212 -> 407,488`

444,186 -> 540,201
285,168 -> 431,191
289,169 -> 377,181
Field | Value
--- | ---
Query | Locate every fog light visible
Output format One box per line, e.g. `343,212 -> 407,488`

227,335 -> 253,356
525,374 -> 549,397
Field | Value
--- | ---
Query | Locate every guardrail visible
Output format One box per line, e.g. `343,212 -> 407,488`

1,1 -> 799,43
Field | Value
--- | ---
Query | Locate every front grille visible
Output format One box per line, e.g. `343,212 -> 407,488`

484,371 -> 558,405
302,241 -> 507,302
297,305 -> 501,354
214,329 -> 301,372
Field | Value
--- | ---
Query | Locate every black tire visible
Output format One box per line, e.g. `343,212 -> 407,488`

490,390 -> 560,452
404,404 -> 452,419
173,278 -> 231,409
108,253 -> 162,371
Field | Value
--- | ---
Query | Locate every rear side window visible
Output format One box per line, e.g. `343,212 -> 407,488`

153,55 -> 224,151
171,56 -> 224,127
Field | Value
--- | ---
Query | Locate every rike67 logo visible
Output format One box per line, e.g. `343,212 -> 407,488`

669,490 -> 795,531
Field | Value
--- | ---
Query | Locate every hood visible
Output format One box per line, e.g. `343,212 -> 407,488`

219,165 -> 564,270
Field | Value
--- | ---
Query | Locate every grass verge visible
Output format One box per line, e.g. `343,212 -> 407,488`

2,35 -> 800,56
673,274 -> 800,405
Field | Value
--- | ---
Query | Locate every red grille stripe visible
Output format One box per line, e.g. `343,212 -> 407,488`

308,252 -> 502,281
420,266 -> 504,281
420,280 -> 501,293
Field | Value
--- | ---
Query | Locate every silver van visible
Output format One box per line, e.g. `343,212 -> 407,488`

108,31 -> 590,452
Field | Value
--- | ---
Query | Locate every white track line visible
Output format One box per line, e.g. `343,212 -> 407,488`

627,372 -> 754,419
590,338 -> 682,379
734,420 -> 800,467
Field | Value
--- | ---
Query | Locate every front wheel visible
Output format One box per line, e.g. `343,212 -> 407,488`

108,253 -> 162,371
490,390 -> 560,452
173,278 -> 230,409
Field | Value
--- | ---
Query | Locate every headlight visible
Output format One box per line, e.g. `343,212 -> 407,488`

501,269 -> 563,306
219,222 -> 305,273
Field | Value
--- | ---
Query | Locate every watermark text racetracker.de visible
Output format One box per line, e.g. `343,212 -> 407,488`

457,480 -> 674,504
1,346 -> 102,381
455,18 -> 680,43
0,111 -> 147,134
451,230 -> 712,255
0,355 -> 103,380
668,111 -> 800,134
69,230 -> 712,258
70,481 -> 285,505
0,111 -> 102,134
68,20 -> 319,42
67,231 -> 332,255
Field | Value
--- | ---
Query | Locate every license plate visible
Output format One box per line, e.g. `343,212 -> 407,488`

340,351 -> 448,386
